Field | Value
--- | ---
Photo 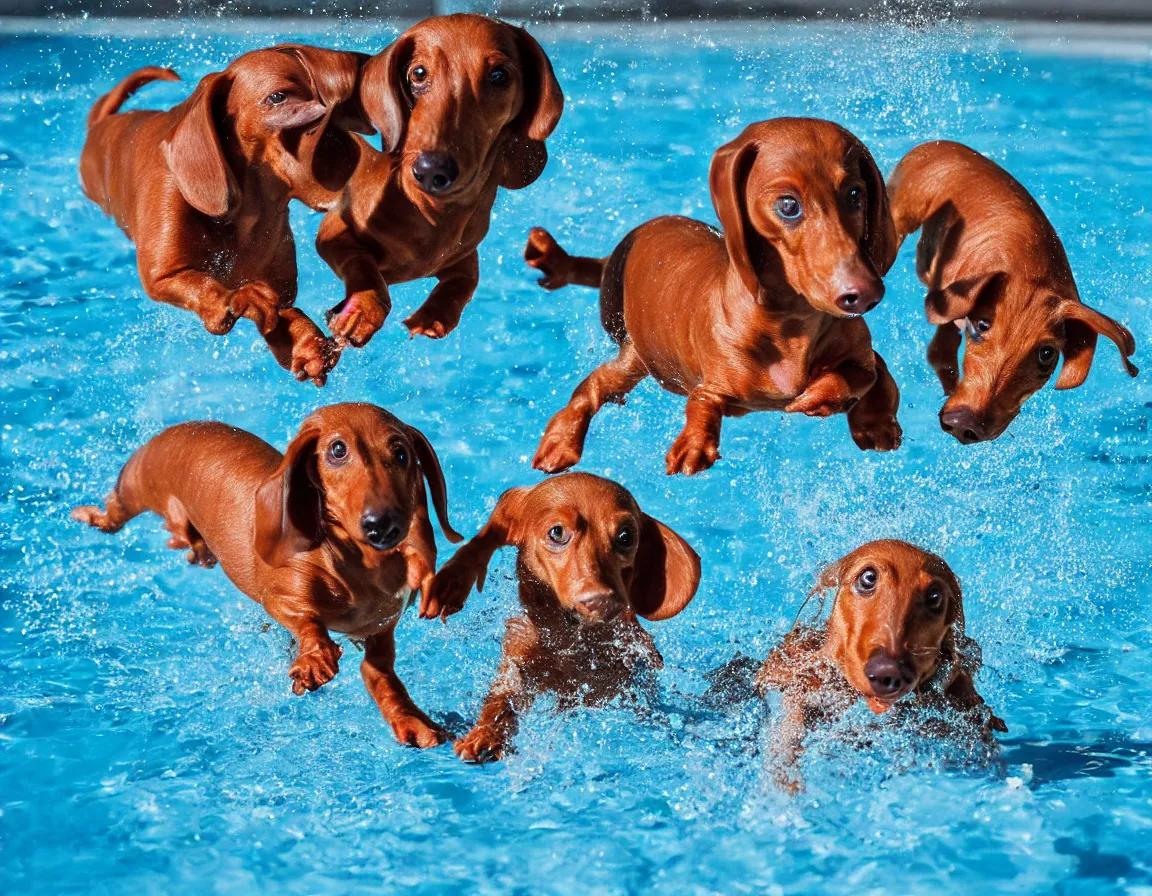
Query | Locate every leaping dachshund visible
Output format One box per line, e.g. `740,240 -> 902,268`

80,46 -> 373,385
887,140 -> 1137,443
526,118 -> 902,477
72,403 -> 462,748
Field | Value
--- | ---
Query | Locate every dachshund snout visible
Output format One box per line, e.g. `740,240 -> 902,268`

864,650 -> 914,699
939,407 -> 990,444
412,152 -> 460,194
832,273 -> 884,315
361,509 -> 407,551
573,588 -> 627,623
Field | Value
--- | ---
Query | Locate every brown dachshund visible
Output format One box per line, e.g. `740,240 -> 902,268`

754,540 -> 1005,789
316,14 -> 563,347
71,403 -> 462,748
526,118 -> 903,477
80,46 -> 372,385
888,140 -> 1138,443
420,473 -> 701,762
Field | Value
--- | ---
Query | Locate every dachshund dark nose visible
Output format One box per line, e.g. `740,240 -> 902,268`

411,152 -> 459,194
361,510 -> 405,551
864,651 -> 914,699
940,407 -> 989,444
574,590 -> 625,623
833,280 -> 883,315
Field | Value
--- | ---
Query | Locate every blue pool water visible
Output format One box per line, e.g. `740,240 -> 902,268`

2,17 -> 1151,893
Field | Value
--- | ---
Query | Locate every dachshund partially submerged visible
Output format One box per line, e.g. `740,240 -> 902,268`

888,140 -> 1138,443
80,45 -> 371,385
72,403 -> 462,748
752,540 -> 1005,789
527,118 -> 901,476
317,14 -> 563,347
421,473 -> 701,762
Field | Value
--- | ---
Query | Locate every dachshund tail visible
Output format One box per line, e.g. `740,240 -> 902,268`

87,66 -> 181,129
524,228 -> 605,291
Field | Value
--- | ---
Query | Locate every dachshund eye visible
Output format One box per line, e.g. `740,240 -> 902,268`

614,523 -> 636,552
1038,345 -> 1058,368
924,588 -> 945,613
265,91 -> 288,106
394,445 -> 408,466
487,66 -> 510,87
546,525 -> 571,549
846,186 -> 863,210
328,440 -> 349,463
855,567 -> 878,594
409,65 -> 428,85
775,196 -> 802,221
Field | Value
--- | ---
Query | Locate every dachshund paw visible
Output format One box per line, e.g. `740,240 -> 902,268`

291,332 -> 340,387
850,416 -> 903,452
326,293 -> 388,347
532,424 -> 584,474
185,544 -> 218,568
289,639 -> 342,695
228,282 -> 282,336
420,566 -> 476,621
389,712 -> 448,749
455,726 -> 507,763
665,435 -> 720,476
403,305 -> 461,340
524,227 -> 569,290
785,391 -> 856,418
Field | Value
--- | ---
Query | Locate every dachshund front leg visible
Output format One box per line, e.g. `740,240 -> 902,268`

847,351 -> 903,451
784,360 -> 876,418
145,268 -> 281,337
534,340 -> 649,474
455,674 -> 528,763
285,620 -> 343,695
317,214 -> 392,348
403,252 -> 479,339
666,389 -> 726,476
263,308 -> 340,386
362,629 -> 447,748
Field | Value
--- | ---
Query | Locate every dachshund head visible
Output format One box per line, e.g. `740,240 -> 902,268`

817,540 -> 969,714
162,44 -> 372,217
358,14 -> 563,204
254,403 -> 461,568
710,118 -> 896,318
426,473 -> 700,626
925,265 -> 1138,444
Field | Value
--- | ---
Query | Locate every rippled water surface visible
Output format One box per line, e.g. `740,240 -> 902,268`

2,18 -> 1151,894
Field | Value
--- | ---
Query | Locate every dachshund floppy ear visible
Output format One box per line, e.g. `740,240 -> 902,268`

359,34 -> 414,153
163,71 -> 238,218
407,423 -> 463,544
924,270 -> 1005,327
420,487 -> 530,620
279,46 -> 373,194
854,139 -> 898,276
627,514 -> 701,621
500,26 -> 563,190
709,135 -> 761,299
253,423 -> 323,567
1056,300 -> 1138,390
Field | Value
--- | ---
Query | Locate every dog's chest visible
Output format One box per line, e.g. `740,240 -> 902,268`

325,567 -> 414,637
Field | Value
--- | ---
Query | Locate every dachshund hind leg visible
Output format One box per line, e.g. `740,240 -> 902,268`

533,340 -> 649,473
162,498 -> 217,567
